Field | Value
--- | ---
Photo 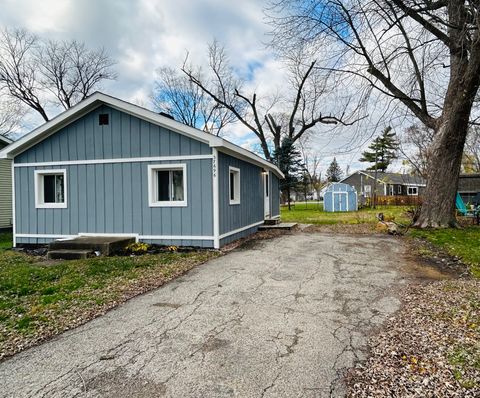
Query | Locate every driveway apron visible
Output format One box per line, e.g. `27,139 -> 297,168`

0,233 -> 404,398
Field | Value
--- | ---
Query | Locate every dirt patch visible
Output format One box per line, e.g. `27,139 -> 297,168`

406,237 -> 472,278
303,223 -> 380,235
221,228 -> 291,252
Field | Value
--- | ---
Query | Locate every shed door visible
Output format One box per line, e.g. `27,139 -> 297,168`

264,173 -> 270,218
334,192 -> 347,211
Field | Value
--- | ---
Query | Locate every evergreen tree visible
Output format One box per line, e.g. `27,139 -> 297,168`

273,137 -> 304,210
360,127 -> 399,172
326,157 -> 343,182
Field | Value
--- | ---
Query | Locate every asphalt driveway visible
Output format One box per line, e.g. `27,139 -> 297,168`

0,233 -> 405,397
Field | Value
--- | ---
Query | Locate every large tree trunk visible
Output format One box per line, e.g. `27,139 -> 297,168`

414,97 -> 473,227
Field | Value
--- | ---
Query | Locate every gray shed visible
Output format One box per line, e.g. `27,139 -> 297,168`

0,92 -> 284,249
323,183 -> 357,212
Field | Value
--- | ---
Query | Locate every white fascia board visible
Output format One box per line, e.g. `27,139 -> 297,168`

215,142 -> 284,179
0,92 -> 283,179
0,135 -> 12,145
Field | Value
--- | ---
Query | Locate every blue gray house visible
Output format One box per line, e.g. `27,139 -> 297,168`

0,92 -> 283,249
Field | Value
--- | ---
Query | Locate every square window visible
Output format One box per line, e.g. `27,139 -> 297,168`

229,167 -> 240,205
407,186 -> 418,196
148,164 -> 187,207
35,169 -> 67,208
99,113 -> 109,125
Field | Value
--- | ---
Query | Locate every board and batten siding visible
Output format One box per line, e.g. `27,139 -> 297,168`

218,152 -> 264,246
0,157 -> 12,230
270,172 -> 280,217
14,105 -> 214,246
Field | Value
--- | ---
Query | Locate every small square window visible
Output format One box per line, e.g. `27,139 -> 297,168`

99,113 -> 109,125
35,169 -> 67,208
148,164 -> 187,207
229,167 -> 240,205
407,186 -> 418,196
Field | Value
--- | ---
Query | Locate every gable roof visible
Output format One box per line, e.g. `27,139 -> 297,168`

0,92 -> 284,178
0,134 -> 12,146
342,170 -> 426,186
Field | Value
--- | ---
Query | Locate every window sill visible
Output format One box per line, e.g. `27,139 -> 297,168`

36,203 -> 67,209
149,201 -> 188,207
229,200 -> 241,206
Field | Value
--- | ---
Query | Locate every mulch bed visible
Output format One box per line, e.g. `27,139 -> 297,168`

347,262 -> 479,397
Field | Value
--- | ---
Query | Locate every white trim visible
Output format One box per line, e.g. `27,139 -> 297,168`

0,92 -> 283,178
15,233 -> 214,241
263,172 -> 270,218
78,232 -> 139,242
34,169 -> 67,209
16,234 -> 76,239
219,220 -> 264,240
13,154 -> 213,168
11,163 -> 16,248
212,148 -> 220,249
140,235 -> 214,241
229,166 -> 241,205
0,135 -> 12,145
147,164 -> 187,207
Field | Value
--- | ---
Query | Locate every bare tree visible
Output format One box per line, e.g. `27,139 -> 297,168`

0,28 -> 116,122
269,0 -> 480,227
462,127 -> 480,173
299,138 -> 323,199
152,66 -> 235,136
38,40 -> 116,110
0,94 -> 26,138
400,124 -> 434,177
182,40 -> 359,161
0,29 -> 48,121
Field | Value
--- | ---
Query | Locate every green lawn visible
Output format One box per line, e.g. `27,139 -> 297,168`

409,227 -> 480,278
0,233 -> 217,358
0,233 -> 12,251
280,202 -> 412,225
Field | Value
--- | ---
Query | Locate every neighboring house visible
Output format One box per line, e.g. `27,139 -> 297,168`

458,174 -> 480,205
341,171 -> 426,198
0,92 -> 283,249
0,135 -> 13,231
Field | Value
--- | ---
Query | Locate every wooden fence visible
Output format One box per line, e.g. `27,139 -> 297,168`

364,195 -> 422,207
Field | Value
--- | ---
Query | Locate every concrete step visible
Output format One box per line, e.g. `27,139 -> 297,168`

47,249 -> 94,260
264,218 -> 281,225
48,236 -> 135,256
258,222 -> 298,231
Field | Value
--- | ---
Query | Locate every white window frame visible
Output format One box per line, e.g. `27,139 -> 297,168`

407,186 -> 419,196
229,166 -> 241,205
148,164 -> 187,207
34,169 -> 67,209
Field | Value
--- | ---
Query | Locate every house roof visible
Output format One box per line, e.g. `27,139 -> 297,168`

342,170 -> 426,186
0,92 -> 284,178
458,173 -> 480,193
0,134 -> 12,146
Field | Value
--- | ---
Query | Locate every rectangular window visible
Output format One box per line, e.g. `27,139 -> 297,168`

265,174 -> 269,197
407,186 -> 418,196
398,185 -> 402,194
364,185 -> 371,195
35,169 -> 67,209
148,164 -> 187,207
229,166 -> 240,205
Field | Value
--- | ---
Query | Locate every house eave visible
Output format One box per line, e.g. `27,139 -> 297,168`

0,92 -> 283,178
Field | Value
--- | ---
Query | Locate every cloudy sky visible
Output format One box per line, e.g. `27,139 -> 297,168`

0,0 -> 403,174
